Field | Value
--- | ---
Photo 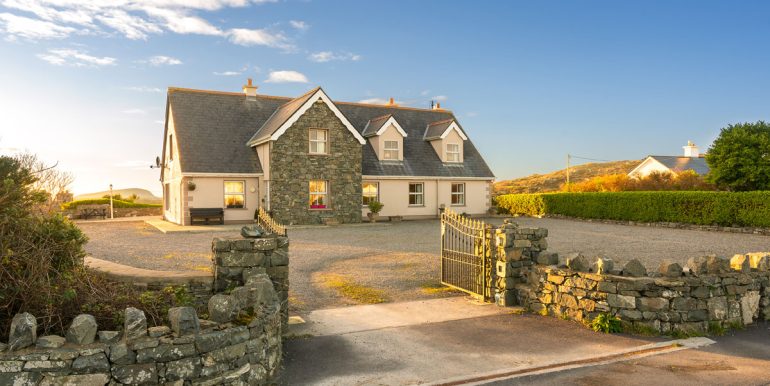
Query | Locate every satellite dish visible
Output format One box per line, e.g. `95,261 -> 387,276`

155,156 -> 161,168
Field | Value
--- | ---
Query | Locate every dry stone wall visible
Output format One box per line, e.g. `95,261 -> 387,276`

494,219 -> 770,335
0,232 -> 288,385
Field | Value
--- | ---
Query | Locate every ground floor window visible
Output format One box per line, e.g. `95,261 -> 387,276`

224,181 -> 245,208
362,182 -> 379,206
451,183 -> 465,206
310,180 -> 328,209
164,184 -> 170,209
409,182 -> 424,206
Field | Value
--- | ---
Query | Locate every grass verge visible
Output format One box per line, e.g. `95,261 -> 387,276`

318,273 -> 387,304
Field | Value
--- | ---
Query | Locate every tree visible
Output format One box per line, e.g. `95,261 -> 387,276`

706,121 -> 770,191
15,153 -> 75,213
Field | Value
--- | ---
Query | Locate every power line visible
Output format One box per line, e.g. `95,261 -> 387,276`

569,155 -> 611,162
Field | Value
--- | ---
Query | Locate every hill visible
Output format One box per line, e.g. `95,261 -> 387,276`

75,188 -> 161,204
494,160 -> 640,195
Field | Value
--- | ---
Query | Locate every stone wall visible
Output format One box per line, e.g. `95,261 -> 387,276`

0,232 -> 288,385
212,235 -> 290,331
494,220 -> 770,335
269,99 -> 363,225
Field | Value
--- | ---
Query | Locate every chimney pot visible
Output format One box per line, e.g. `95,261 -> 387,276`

683,141 -> 700,157
242,78 -> 258,97
248,78 -> 252,86
433,102 -> 442,110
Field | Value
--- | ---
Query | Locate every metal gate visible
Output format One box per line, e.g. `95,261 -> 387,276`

440,208 -> 493,301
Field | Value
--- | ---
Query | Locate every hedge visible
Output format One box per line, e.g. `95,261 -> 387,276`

62,198 -> 161,210
495,191 -> 770,228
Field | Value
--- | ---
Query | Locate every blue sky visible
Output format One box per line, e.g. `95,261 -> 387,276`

1,0 -> 769,196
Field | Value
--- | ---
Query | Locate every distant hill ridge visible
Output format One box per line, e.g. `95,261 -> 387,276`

74,188 -> 161,204
494,160 -> 640,195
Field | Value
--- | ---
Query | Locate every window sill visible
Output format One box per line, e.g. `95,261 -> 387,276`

408,205 -> 425,208
225,207 -> 248,210
309,208 -> 332,211
450,204 -> 466,207
308,153 -> 329,156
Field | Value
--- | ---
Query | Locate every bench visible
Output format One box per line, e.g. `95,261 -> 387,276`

79,204 -> 108,220
190,208 -> 224,225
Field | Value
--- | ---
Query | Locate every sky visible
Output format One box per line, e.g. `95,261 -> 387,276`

1,0 -> 769,196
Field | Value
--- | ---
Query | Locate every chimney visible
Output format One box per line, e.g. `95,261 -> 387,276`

683,141 -> 700,157
242,78 -> 258,97
386,97 -> 398,107
432,102 -> 442,110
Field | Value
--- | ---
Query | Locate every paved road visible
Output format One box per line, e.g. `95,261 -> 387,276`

79,217 -> 770,311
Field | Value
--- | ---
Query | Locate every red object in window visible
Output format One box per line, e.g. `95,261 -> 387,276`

311,204 -> 327,209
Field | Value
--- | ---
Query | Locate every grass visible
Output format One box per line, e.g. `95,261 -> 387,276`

419,281 -> 458,295
319,273 -> 387,304
493,160 -> 639,195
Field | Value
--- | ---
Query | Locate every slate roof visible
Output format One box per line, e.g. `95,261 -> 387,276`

649,156 -> 710,175
166,87 -> 495,179
423,118 -> 455,140
361,114 -> 393,137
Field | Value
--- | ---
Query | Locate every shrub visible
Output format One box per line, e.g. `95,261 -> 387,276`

367,201 -> 384,214
496,191 -> 770,227
62,198 -> 161,210
590,313 -> 622,333
706,121 -> 770,191
564,171 -> 715,193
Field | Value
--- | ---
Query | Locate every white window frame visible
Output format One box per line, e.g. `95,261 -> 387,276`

383,140 -> 399,160
362,182 -> 379,206
451,183 -> 465,206
309,180 -> 328,209
309,128 -> 328,155
409,182 -> 424,206
224,180 -> 246,209
446,143 -> 460,163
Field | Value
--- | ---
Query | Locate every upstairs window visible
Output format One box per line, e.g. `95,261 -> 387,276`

446,143 -> 460,163
168,134 -> 174,161
383,140 -> 399,160
409,183 -> 424,206
224,181 -> 245,208
310,180 -> 328,209
451,183 -> 465,206
309,129 -> 328,154
362,182 -> 379,206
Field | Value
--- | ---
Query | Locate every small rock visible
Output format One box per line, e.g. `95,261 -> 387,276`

148,326 -> 171,338
622,259 -> 647,277
36,335 -> 65,348
109,343 -> 136,365
658,260 -> 683,277
565,253 -> 590,272
591,256 -> 614,274
72,352 -> 110,373
208,294 -> 239,323
686,256 -> 708,275
0,342 -> 7,352
97,331 -> 121,344
8,312 -> 37,351
706,255 -> 730,274
730,254 -> 751,273
124,308 -> 147,342
536,252 -> 559,266
168,307 -> 200,336
66,314 -> 98,345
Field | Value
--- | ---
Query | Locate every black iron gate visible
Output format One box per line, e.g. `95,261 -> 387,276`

440,208 -> 493,301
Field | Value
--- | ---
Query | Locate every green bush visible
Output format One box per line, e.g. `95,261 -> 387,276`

496,191 -> 770,227
62,198 -> 161,210
590,313 -> 622,333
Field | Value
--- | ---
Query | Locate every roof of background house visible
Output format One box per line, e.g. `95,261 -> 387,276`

166,88 -> 495,179
648,155 -> 710,175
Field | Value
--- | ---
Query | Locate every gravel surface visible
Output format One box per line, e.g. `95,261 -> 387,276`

79,218 -> 770,312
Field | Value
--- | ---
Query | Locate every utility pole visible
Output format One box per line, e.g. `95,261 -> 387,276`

109,183 -> 114,219
566,154 -> 571,191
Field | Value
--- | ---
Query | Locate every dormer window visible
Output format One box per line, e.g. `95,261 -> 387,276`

309,128 -> 328,154
446,143 -> 460,163
383,140 -> 399,160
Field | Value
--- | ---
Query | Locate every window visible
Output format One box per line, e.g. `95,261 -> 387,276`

383,140 -> 399,160
409,183 -> 424,206
309,129 -> 328,154
168,135 -> 173,161
164,184 -> 170,208
446,143 -> 460,162
451,183 -> 465,206
362,182 -> 379,206
224,181 -> 245,208
309,180 -> 328,209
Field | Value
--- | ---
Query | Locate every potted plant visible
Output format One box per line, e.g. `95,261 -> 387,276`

367,201 -> 384,223
187,180 -> 196,191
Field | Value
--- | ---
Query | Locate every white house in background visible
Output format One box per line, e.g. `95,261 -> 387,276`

628,141 -> 710,178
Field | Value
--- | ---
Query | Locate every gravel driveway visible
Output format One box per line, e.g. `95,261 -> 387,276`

78,217 -> 770,312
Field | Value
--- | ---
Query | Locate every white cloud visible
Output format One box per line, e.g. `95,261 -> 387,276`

122,108 -> 147,115
358,98 -> 405,105
289,20 -> 308,30
37,48 -> 116,66
114,160 -> 151,169
143,55 -> 182,66
264,70 -> 308,83
432,95 -> 448,102
126,86 -> 163,93
309,51 -> 361,63
227,28 -> 292,50
0,12 -> 75,39
213,70 -> 241,76
0,1 -> 292,49
420,90 -> 430,96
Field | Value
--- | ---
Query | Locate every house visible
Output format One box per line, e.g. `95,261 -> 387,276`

628,141 -> 710,178
159,80 -> 495,225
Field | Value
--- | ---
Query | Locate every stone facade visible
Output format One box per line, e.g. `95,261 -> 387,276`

269,100 -> 363,225
493,220 -> 770,335
0,232 -> 288,385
